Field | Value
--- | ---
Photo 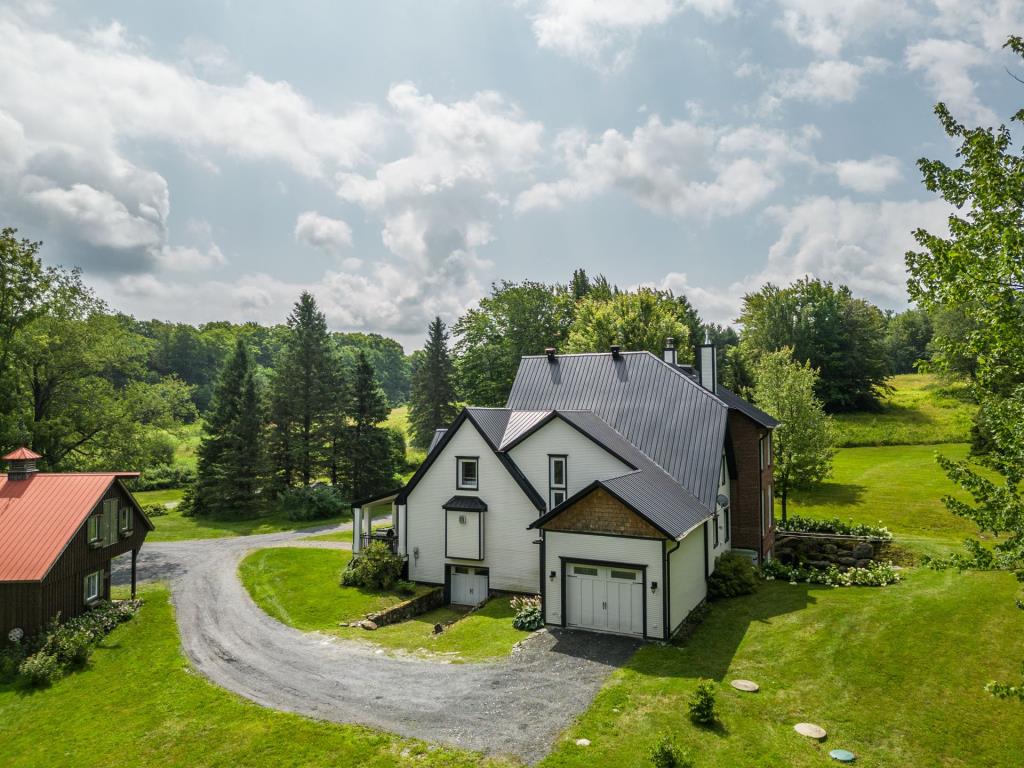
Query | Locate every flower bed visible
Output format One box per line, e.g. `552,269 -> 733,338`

762,559 -> 901,587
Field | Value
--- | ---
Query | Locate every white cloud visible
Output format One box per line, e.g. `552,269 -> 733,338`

762,57 -> 887,112
931,0 -> 1024,52
523,0 -> 734,70
294,211 -> 354,252
832,155 -> 902,193
905,38 -> 998,125
156,243 -> 227,271
516,116 -> 820,219
774,0 -> 918,57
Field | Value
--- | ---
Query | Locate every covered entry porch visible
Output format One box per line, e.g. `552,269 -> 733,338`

351,488 -> 404,556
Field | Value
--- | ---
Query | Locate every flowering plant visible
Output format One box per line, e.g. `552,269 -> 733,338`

762,559 -> 900,587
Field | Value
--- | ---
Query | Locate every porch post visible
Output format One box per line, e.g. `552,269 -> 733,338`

131,547 -> 138,599
352,507 -> 362,554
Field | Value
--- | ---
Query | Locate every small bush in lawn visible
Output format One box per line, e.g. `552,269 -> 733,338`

141,502 -> 168,518
649,732 -> 692,768
19,651 -> 60,687
341,541 -> 405,590
283,485 -> 349,522
510,595 -> 544,631
395,580 -> 417,597
707,551 -> 758,600
688,678 -> 717,724
0,644 -> 27,682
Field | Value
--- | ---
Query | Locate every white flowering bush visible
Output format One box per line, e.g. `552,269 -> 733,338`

510,595 -> 544,631
778,515 -> 893,540
762,559 -> 900,587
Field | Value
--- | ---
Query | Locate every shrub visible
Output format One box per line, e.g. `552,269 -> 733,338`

761,558 -> 901,587
341,541 -> 405,590
707,551 -> 758,600
141,503 -> 168,518
649,732 -> 692,768
282,485 -> 349,522
18,651 -> 59,687
51,628 -> 92,669
395,580 -> 417,597
0,644 -> 27,682
131,464 -> 196,491
778,515 -> 892,540
688,678 -> 717,724
510,595 -> 544,631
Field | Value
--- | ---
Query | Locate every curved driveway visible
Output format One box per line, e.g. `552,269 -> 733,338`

112,524 -> 639,764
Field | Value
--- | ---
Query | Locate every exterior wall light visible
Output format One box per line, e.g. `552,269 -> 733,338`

549,570 -> 556,580
650,581 -> 658,592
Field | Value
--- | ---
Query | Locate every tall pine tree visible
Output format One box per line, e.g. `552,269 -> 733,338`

340,351 -> 399,499
192,336 -> 265,518
408,317 -> 458,450
269,292 -> 337,486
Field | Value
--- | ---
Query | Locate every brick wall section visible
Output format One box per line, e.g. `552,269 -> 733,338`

543,487 -> 666,539
727,410 -> 775,561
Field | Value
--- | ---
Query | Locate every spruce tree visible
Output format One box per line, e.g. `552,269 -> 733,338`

193,337 -> 265,518
269,292 -> 337,485
340,351 -> 398,499
408,317 -> 458,450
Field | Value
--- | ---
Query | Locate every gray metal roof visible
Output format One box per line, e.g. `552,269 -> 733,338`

428,428 -> 448,452
443,495 -> 488,512
464,408 -> 512,448
716,386 -> 780,428
507,351 -> 728,510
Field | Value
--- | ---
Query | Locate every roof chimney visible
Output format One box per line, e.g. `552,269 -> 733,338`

662,337 -> 677,366
545,347 -> 557,362
697,339 -> 717,394
610,344 -> 621,360
4,447 -> 41,481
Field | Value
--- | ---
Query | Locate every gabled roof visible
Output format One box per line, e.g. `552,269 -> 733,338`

0,473 -> 149,582
716,386 -> 780,428
3,447 -> 42,461
396,409 -> 545,511
507,351 -> 729,510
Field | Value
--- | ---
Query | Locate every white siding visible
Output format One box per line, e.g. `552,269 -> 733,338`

445,509 -> 482,560
707,452 -> 731,573
544,531 -> 664,638
508,417 -> 632,507
668,526 -> 707,633
406,420 -> 540,591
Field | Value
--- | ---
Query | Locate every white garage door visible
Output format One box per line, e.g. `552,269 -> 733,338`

450,566 -> 488,605
566,563 -> 644,636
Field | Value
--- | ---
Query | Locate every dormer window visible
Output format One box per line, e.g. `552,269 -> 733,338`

456,457 -> 478,490
549,455 -> 567,509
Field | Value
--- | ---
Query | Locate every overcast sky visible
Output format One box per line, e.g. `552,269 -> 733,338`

1,1 -> 1020,349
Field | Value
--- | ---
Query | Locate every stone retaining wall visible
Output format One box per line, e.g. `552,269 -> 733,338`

365,587 -> 445,627
775,531 -> 894,569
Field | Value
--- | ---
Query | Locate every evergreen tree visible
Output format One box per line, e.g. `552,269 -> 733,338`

408,317 -> 458,450
340,352 -> 399,499
193,337 -> 265,518
269,292 -> 337,486
570,268 -> 591,301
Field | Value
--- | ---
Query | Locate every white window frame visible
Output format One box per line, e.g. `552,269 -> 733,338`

549,455 -> 567,509
456,457 -> 479,490
84,570 -> 102,604
119,506 -> 132,533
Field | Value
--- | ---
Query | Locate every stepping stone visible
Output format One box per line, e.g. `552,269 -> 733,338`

829,749 -> 856,762
794,723 -> 827,741
730,679 -> 760,692
575,738 -> 591,747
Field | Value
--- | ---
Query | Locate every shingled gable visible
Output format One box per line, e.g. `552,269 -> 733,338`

396,408 -> 545,511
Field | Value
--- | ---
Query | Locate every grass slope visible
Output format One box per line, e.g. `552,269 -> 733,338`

540,569 -> 1024,768
239,548 -> 432,627
787,443 -> 990,549
833,374 -> 975,447
0,586 -> 512,768
143,506 -> 349,542
239,547 -> 529,661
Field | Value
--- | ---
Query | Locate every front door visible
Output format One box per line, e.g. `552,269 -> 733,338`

565,563 -> 644,636
450,566 -> 488,605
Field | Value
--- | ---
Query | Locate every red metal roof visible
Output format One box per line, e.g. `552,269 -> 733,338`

0,472 -> 140,582
3,447 -> 42,461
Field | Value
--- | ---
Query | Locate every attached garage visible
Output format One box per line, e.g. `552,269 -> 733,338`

564,561 -> 645,636
449,565 -> 488,605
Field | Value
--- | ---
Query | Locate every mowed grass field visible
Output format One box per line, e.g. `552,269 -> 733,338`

239,547 -> 531,662
0,586 -> 514,768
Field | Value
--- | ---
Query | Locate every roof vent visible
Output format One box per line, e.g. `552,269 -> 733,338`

545,347 -> 557,362
662,337 -> 677,366
610,344 -> 621,360
3,447 -> 41,481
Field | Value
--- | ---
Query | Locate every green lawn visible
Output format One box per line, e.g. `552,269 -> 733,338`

540,568 -> 1024,768
833,373 -> 975,447
239,547 -> 433,627
239,547 -> 530,661
387,405 -> 426,471
145,506 -> 349,542
134,487 -> 185,507
787,443 -> 990,547
0,586 -> 512,768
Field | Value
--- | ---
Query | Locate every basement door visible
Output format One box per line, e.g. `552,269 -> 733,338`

565,563 -> 644,636
450,566 -> 488,606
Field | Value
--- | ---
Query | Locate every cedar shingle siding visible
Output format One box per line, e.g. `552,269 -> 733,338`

544,487 -> 667,539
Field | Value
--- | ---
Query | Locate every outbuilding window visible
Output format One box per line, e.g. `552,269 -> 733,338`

87,515 -> 102,544
83,571 -> 102,605
549,455 -> 567,509
456,457 -> 478,490
119,507 -> 132,534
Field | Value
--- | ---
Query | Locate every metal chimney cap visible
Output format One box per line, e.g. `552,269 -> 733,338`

664,337 -> 675,348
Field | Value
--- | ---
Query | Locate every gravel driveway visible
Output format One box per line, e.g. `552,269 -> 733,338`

112,523 -> 639,764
